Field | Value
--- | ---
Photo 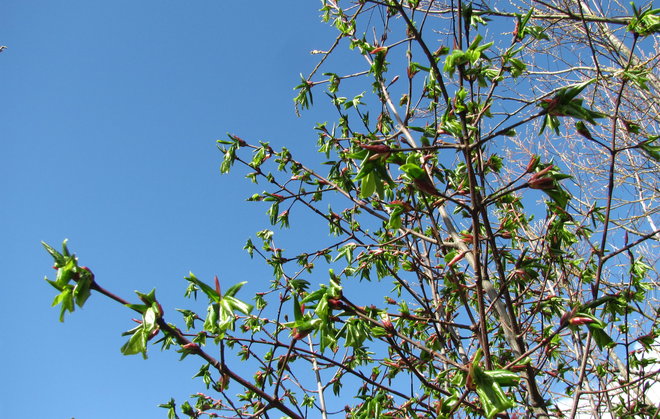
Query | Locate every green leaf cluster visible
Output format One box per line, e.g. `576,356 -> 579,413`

185,274 -> 253,339
628,3 -> 660,36
444,34 -> 493,78
468,349 -> 520,418
42,240 -> 94,321
121,289 -> 162,359
538,79 -> 606,134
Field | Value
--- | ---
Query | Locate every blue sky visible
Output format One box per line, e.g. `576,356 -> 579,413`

4,2 -> 658,418
1,2 -> 341,417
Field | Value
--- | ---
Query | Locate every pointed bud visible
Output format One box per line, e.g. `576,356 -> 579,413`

569,317 -> 596,326
529,176 -> 555,190
327,298 -> 343,310
447,251 -> 467,267
292,328 -> 311,340
513,20 -> 520,41
359,143 -> 391,154
533,164 -> 554,177
214,275 -> 221,297
381,315 -> 395,337
528,165 -> 555,189
181,342 -> 200,352
413,177 -> 441,196
498,230 -> 512,239
525,155 -> 540,173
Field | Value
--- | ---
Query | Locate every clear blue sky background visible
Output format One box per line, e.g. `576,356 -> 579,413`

3,2 -> 659,418
1,2 -> 341,418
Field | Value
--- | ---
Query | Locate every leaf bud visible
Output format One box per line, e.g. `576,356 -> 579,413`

292,328 -> 311,340
525,155 -> 540,173
568,317 -> 596,326
327,298 -> 344,310
528,176 -> 555,190
181,342 -> 200,352
358,143 -> 391,154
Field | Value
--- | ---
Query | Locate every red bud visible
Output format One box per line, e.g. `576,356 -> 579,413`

214,275 -> 221,296
327,298 -> 343,310
529,176 -> 555,190
229,135 -> 247,146
513,20 -> 520,41
499,231 -> 512,239
381,314 -> 395,337
447,251 -> 467,267
182,342 -> 200,351
413,177 -> 441,196
569,317 -> 596,326
525,155 -> 540,173
292,328 -> 311,340
533,164 -> 554,177
510,364 -> 527,372
390,200 -> 414,211
359,143 -> 391,154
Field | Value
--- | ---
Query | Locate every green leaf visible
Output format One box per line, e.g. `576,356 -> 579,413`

640,136 -> 660,161
474,378 -> 515,418
135,288 -> 158,305
444,49 -> 468,77
628,3 -> 660,36
52,287 -> 75,322
301,287 -> 326,304
73,276 -> 92,307
344,318 -> 370,348
218,301 -> 237,332
470,350 -> 517,418
42,240 -> 69,266
484,370 -> 521,387
55,260 -> 76,287
360,172 -> 377,198
293,294 -> 304,321
399,163 -> 425,179
144,306 -> 158,329
203,304 -> 220,334
219,143 -> 238,174
544,187 -> 570,210
588,325 -> 615,349
158,398 -> 180,419
223,295 -> 253,315
294,74 -> 313,111
224,281 -> 247,298
185,273 -> 220,303
121,326 -> 148,359
124,303 -> 148,314
387,206 -> 404,230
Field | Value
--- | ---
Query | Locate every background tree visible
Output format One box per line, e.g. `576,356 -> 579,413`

44,0 -> 659,417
